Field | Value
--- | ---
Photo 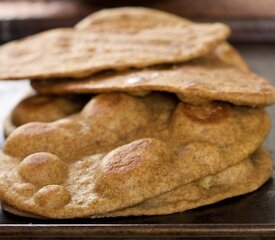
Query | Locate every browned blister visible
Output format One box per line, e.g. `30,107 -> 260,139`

0,92 -> 271,218
0,7 -> 274,219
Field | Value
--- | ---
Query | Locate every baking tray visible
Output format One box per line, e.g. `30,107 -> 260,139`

0,44 -> 274,238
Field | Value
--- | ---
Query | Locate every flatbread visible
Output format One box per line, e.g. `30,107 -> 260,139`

75,7 -> 191,31
0,8 -> 229,80
212,42 -> 249,72
2,147 -> 272,219
32,43 -> 275,106
4,94 -> 89,136
107,147 -> 272,217
0,92 -> 270,218
76,8 -> 247,73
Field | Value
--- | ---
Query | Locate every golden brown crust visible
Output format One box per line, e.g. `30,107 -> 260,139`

0,92 -> 270,218
213,42 -> 249,72
0,9 -> 229,80
0,7 -> 273,220
2,202 -> 45,219
32,64 -> 275,106
75,7 -> 191,31
107,147 -> 272,217
4,94 -> 88,136
32,44 -> 275,106
2,147 -> 272,219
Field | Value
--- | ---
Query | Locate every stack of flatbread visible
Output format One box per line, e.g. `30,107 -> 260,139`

0,7 -> 274,219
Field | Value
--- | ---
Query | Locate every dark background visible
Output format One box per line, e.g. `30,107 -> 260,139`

1,0 -> 275,43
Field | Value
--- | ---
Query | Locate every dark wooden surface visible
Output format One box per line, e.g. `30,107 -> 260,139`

0,44 -> 274,238
1,0 -> 275,43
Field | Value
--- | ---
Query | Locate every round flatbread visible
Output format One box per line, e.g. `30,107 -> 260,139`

75,7 -> 192,31
2,147 -> 272,219
0,8 -> 229,80
107,147 -> 272,217
0,92 -> 270,218
32,43 -> 275,106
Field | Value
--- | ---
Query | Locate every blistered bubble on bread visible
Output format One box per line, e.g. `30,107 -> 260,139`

4,94 -> 88,137
0,7 -> 273,219
12,95 -> 87,126
18,152 -> 68,187
107,147 -> 272,217
34,185 -> 71,209
0,92 -> 271,218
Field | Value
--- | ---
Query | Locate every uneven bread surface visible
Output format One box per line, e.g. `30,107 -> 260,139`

2,147 -> 272,219
107,147 -> 272,217
4,94 -> 89,136
75,7 -> 192,31
0,7 -> 274,220
0,92 -> 270,218
0,9 -> 229,80
32,43 -> 275,106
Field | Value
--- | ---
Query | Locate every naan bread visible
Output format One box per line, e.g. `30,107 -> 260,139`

75,7 -> 192,31
4,94 -> 88,136
0,8 -> 229,80
2,147 -> 272,219
0,92 -> 270,218
32,43 -> 275,106
107,147 -> 272,217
